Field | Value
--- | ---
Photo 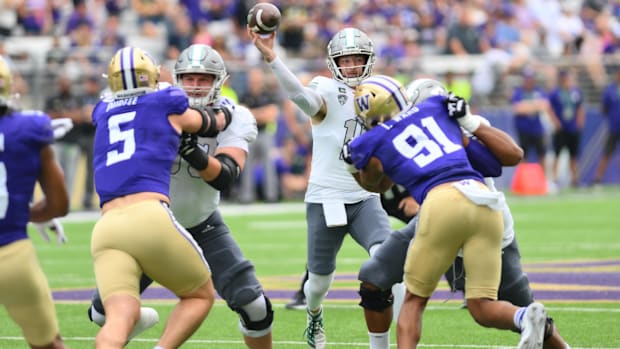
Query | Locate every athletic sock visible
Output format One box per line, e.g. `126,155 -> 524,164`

368,330 -> 389,349
514,306 -> 527,330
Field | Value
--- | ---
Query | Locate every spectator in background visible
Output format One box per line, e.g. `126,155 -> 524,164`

594,69 -> 620,184
278,3 -> 307,56
276,136 -> 309,200
0,0 -> 18,37
78,75 -> 100,209
65,0 -> 94,35
98,14 -> 126,52
45,74 -> 83,201
16,0 -> 54,35
511,68 -> 561,181
166,8 -> 194,56
238,66 -> 280,203
548,69 -> 585,188
444,71 -> 471,102
444,3 -> 489,55
131,0 -> 167,26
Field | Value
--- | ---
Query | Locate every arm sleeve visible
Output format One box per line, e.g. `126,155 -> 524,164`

268,56 -> 323,116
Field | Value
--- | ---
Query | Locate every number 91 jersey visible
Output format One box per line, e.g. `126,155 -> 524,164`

349,95 -> 483,204
92,86 -> 189,206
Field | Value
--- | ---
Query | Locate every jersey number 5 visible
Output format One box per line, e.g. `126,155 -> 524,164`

106,112 -> 136,166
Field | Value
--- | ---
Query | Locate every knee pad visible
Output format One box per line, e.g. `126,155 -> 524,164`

358,282 -> 393,312
88,304 -> 106,327
235,295 -> 274,338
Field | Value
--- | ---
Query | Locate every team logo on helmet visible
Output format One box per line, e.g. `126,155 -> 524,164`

354,75 -> 409,129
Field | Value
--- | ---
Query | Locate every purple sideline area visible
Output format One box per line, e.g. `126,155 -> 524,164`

54,260 -> 620,302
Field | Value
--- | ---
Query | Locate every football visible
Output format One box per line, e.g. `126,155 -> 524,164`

247,2 -> 281,35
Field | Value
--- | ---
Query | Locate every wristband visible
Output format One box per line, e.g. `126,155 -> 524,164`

458,113 -> 482,133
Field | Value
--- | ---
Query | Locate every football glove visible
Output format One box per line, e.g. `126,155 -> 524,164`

51,118 -> 74,140
179,132 -> 209,171
341,140 -> 354,165
341,140 -> 359,174
32,218 -> 67,244
445,93 -> 480,133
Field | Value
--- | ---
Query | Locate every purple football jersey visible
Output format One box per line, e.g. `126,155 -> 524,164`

0,110 -> 54,246
92,86 -> 189,206
349,95 -> 483,204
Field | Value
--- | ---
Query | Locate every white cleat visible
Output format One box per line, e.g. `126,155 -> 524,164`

517,302 -> 547,349
128,307 -> 159,340
304,307 -> 326,349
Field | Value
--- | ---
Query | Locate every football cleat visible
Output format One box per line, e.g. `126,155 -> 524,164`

304,307 -> 326,349
517,302 -> 547,349
128,307 -> 159,340
285,291 -> 307,310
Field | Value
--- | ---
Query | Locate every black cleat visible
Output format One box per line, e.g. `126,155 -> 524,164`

285,291 -> 307,310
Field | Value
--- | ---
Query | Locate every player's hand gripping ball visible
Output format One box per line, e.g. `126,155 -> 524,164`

247,2 -> 281,36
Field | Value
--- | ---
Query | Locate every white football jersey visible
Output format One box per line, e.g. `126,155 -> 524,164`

304,76 -> 377,203
169,98 -> 258,228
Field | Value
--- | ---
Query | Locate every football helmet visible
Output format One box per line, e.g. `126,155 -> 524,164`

327,28 -> 376,87
174,44 -> 229,108
107,47 -> 160,97
0,55 -> 12,107
354,75 -> 409,129
405,78 -> 448,106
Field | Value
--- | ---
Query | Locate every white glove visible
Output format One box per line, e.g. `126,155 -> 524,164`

51,118 -> 74,139
32,218 -> 68,244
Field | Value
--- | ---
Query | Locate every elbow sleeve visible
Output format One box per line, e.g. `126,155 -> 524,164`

207,154 -> 240,192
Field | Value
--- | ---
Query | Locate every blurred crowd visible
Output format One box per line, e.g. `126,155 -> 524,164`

2,0 -> 620,208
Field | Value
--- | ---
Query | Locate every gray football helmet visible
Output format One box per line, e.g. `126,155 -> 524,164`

405,78 -> 448,106
174,44 -> 229,107
326,28 -> 376,87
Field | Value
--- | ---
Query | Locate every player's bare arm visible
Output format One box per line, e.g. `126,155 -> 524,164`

471,123 -> 524,166
29,145 -> 69,222
358,157 -> 393,193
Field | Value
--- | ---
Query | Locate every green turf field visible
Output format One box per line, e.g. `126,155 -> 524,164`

1,187 -> 619,348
